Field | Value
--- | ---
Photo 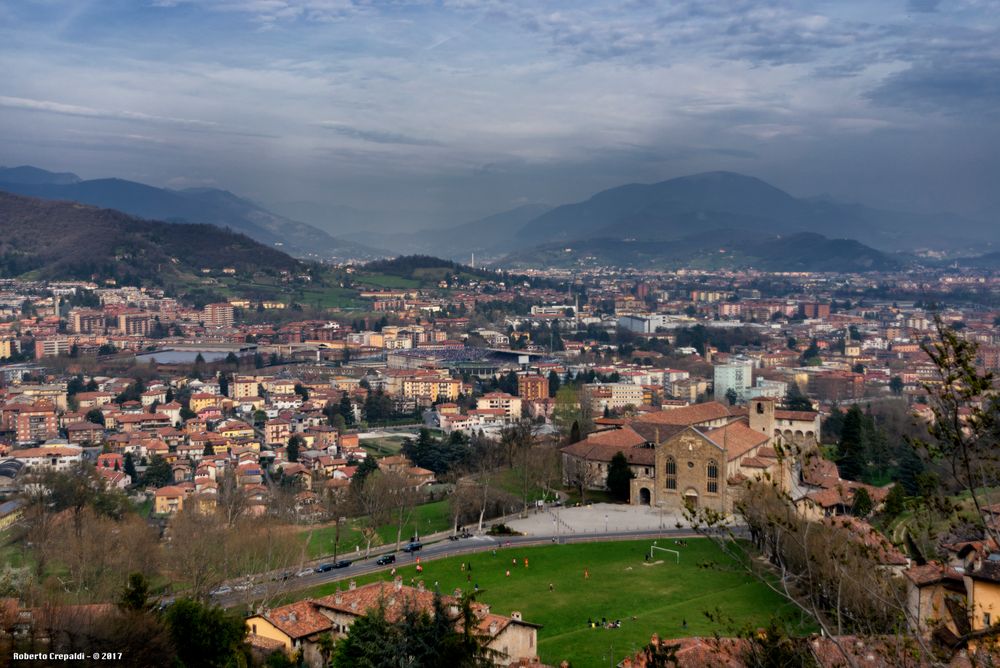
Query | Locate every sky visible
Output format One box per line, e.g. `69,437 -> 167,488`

1,0 -> 999,230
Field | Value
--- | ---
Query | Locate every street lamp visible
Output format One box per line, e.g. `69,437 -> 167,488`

604,513 -> 608,534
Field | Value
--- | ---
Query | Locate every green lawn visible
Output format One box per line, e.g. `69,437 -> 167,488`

298,500 -> 453,559
355,274 -> 421,289
291,539 -> 806,668
360,436 -> 408,457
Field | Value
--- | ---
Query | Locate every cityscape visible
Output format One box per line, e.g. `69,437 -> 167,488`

2,1 -> 1000,667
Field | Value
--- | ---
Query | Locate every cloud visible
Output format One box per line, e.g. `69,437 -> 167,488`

0,95 -> 217,129
867,55 -> 1000,116
320,122 -> 444,146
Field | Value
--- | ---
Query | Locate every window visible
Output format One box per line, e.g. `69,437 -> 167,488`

985,613 -> 992,627
756,402 -> 764,414
707,460 -> 719,494
665,456 -> 676,490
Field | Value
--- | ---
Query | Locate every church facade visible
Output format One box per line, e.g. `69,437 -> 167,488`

561,398 -> 809,515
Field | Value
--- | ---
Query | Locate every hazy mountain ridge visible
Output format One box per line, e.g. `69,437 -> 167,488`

0,190 -> 301,283
509,171 -> 990,254
0,167 -> 380,261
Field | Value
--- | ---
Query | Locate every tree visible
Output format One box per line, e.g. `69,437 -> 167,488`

883,484 -> 905,519
144,455 -> 173,488
287,434 -> 304,463
889,376 -> 904,396
836,405 -> 866,481
119,572 -> 154,613
123,453 -> 138,484
164,598 -> 247,668
784,384 -> 813,412
294,383 -> 309,401
724,387 -> 738,406
547,369 -> 561,397
606,451 -> 634,501
338,394 -> 355,427
85,408 -> 106,426
852,487 -> 873,518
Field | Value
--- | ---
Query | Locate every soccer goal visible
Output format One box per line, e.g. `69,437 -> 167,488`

649,543 -> 680,563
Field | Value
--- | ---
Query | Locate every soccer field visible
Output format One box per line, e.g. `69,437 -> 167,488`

299,538 -> 806,668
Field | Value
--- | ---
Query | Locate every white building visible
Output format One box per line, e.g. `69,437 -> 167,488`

714,361 -> 753,404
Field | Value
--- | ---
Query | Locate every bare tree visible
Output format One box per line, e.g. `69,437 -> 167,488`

351,472 -> 392,557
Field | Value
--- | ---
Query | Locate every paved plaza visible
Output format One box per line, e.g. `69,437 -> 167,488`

507,502 -> 690,536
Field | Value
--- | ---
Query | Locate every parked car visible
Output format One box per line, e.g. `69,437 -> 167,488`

376,554 -> 396,566
315,563 -> 335,573
234,580 -> 253,592
332,560 -> 352,569
402,541 -> 423,553
296,569 -> 314,578
210,585 -> 232,597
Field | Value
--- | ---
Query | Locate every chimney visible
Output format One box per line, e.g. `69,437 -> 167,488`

394,576 -> 403,591
453,588 -> 462,598
350,601 -> 358,611
511,611 -> 522,621
288,612 -> 297,622
489,622 -> 497,635
349,579 -> 357,591
417,580 -> 425,593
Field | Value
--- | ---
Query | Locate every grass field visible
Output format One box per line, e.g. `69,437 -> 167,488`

292,538 -> 806,668
298,500 -> 453,559
360,435 -> 408,457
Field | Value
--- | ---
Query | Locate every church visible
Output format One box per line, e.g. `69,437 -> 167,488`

560,398 -> 820,514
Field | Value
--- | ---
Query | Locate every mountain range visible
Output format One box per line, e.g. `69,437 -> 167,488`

0,166 -> 379,261
4,165 -> 996,272
0,190 -> 301,284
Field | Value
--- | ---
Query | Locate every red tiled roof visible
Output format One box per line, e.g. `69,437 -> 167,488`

258,600 -> 332,639
635,402 -> 732,427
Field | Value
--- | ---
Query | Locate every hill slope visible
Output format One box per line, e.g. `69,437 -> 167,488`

0,167 -> 378,260
511,171 -> 988,253
504,230 -> 901,272
0,190 -> 301,283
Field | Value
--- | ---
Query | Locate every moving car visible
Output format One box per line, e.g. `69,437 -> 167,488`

331,560 -> 352,569
376,554 -> 396,566
209,585 -> 232,597
315,563 -> 335,573
402,541 -> 423,553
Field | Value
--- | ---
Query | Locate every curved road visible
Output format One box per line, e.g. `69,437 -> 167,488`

216,527 -> 709,608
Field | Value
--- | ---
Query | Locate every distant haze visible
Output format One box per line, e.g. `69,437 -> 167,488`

1,1 -> 998,231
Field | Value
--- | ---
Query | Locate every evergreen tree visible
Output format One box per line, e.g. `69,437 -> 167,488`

287,434 -> 304,462
351,456 -> 379,485
852,487 -> 873,517
339,394 -> 355,426
784,384 -> 813,412
123,452 -> 138,483
897,443 -> 926,496
883,483 -> 906,518
85,408 -> 106,426
889,376 -> 904,396
606,451 -> 635,501
569,420 -> 581,444
144,455 -> 173,488
547,369 -> 561,398
836,405 -> 866,481
164,599 -> 247,668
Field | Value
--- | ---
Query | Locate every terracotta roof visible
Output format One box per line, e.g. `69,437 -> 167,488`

258,600 -> 332,639
560,427 -> 656,466
634,401 -> 732,427
904,562 -> 963,586
313,582 -> 441,623
703,421 -> 769,461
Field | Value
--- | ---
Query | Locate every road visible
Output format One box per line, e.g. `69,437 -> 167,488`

214,527 -> 705,608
